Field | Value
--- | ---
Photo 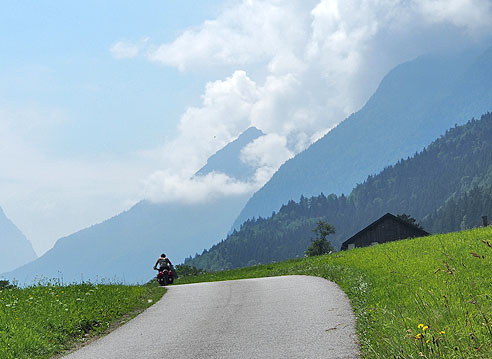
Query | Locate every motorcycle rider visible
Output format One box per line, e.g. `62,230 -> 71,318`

154,253 -> 172,271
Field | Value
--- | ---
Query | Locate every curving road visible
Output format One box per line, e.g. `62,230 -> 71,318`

63,276 -> 359,358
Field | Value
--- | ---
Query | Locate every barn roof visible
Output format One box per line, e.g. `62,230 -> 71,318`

341,213 -> 429,250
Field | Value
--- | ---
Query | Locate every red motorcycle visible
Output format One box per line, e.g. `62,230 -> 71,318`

155,266 -> 175,286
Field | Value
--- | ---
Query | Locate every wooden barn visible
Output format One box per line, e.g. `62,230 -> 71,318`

341,213 -> 429,250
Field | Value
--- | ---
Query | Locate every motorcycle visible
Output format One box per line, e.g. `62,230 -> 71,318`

155,266 -> 175,286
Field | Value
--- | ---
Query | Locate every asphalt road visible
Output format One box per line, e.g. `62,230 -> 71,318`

63,276 -> 359,359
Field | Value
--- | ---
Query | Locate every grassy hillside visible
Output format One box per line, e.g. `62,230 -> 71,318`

178,228 -> 492,358
0,281 -> 164,359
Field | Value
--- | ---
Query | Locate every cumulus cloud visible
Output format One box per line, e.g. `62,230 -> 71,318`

148,1 -> 314,71
140,71 -> 273,204
241,134 -> 293,168
149,0 -> 492,70
240,134 -> 294,183
152,70 -> 259,175
142,0 -> 492,204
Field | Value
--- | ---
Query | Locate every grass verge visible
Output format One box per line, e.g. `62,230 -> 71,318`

176,227 -> 492,358
0,280 -> 164,359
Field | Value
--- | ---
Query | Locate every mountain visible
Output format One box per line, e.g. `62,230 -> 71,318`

3,128 -> 263,284
195,127 -> 263,180
232,46 -> 492,229
0,207 -> 37,273
186,113 -> 492,270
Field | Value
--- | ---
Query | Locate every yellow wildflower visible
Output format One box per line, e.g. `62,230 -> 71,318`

422,325 -> 429,331
439,330 -> 445,335
418,324 -> 424,329
416,333 -> 422,339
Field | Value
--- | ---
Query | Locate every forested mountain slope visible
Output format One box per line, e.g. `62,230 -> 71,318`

187,113 -> 492,270
2,129 -> 263,284
0,207 -> 37,273
233,46 -> 492,229
422,185 -> 492,233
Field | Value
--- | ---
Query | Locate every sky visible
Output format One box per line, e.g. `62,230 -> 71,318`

1,0 -> 492,256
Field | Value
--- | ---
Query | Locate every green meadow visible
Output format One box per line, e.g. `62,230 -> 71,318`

176,227 -> 492,358
0,281 -> 164,359
2,228 -> 490,358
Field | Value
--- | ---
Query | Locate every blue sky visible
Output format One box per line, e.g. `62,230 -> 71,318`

0,1 -> 222,156
1,0 -> 491,256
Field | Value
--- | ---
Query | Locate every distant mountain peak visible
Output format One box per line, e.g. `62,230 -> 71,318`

0,206 -> 38,274
195,127 -> 264,181
240,126 -> 263,138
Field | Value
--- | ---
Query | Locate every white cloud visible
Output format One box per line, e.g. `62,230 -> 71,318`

143,133 -> 294,205
140,70 -> 312,204
416,0 -> 492,32
139,71 -> 261,204
148,1 -> 315,71
148,0 -> 492,72
240,133 -> 294,183
240,134 -> 293,169
141,0 -> 492,205
153,70 -> 259,175
143,171 -> 257,204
